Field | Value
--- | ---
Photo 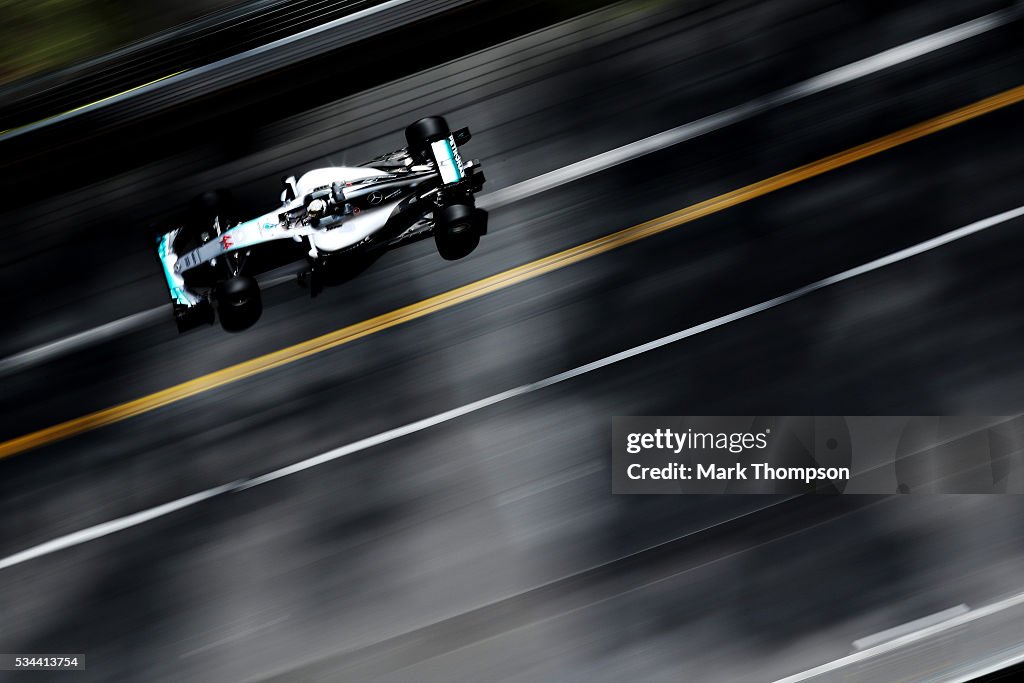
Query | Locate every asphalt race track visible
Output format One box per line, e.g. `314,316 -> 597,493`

3,1 -> 1024,680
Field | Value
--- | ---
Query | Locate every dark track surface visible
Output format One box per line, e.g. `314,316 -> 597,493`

2,1 -> 1024,681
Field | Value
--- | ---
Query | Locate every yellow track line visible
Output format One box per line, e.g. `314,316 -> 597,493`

3,84 -> 1024,459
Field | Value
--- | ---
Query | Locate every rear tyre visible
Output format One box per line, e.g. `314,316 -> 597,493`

216,276 -> 262,332
405,116 -> 450,161
434,204 -> 480,261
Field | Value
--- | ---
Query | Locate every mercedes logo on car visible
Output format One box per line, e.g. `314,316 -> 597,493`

368,191 -> 384,205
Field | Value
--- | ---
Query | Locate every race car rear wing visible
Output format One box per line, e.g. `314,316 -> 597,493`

429,127 -> 472,185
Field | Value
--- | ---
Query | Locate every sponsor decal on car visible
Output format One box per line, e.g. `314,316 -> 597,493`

431,135 -> 464,185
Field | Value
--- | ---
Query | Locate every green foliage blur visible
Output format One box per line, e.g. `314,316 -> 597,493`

0,0 -> 230,85
1,0 -> 117,83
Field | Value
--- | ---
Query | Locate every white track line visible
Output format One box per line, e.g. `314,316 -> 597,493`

946,650 -> 1024,683
0,308 -> 165,375
478,6 -> 1017,210
772,590 -> 1024,683
2,203 -> 1021,572
0,482 -> 240,571
852,604 -> 969,650
0,6 -> 1014,377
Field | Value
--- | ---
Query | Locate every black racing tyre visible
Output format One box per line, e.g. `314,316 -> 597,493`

216,275 -> 262,332
405,116 -> 450,158
434,203 -> 480,261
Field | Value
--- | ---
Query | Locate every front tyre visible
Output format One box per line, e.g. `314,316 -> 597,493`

434,204 -> 480,261
216,276 -> 262,332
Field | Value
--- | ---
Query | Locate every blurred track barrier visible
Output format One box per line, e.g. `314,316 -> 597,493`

0,0 -> 627,210
0,70 -> 186,138
0,0 -> 386,132
773,591 -> 1024,683
0,0 -> 618,154
3,84 -> 1024,459
0,0 -> 450,141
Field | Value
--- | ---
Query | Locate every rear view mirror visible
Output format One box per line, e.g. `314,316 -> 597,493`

280,175 -> 299,202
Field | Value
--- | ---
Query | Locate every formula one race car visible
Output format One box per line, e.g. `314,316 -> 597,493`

157,116 -> 486,332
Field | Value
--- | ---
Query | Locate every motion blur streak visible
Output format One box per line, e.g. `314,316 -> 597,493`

480,5 -> 1018,210
949,653 -> 1024,683
0,70 -> 187,138
0,308 -> 166,376
2,83 -> 1024,460
0,0 -> 421,141
0,483 -> 239,572
772,589 -> 1024,683
2,203 -> 1021,572
241,204 -> 1024,486
0,5 -> 1011,373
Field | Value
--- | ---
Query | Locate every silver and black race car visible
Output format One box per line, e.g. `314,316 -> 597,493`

156,116 -> 486,332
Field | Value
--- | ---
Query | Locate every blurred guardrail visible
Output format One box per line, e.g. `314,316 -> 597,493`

775,590 -> 1024,683
0,0 -> 474,141
0,0 -> 386,134
0,0 -> 614,205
